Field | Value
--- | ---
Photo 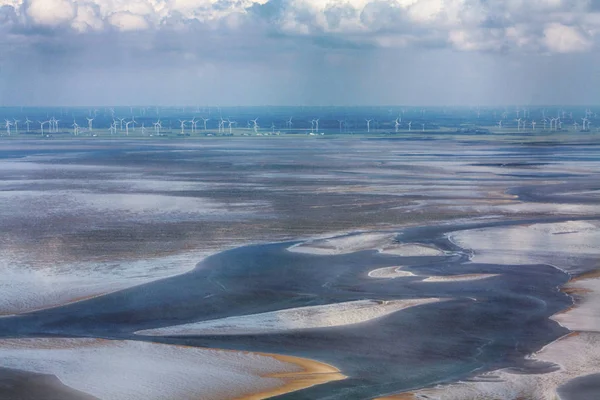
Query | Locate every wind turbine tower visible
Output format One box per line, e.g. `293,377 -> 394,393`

125,120 -> 134,136
25,118 -> 32,133
251,118 -> 259,134
86,117 -> 94,132
366,119 -> 372,133
4,119 -> 12,135
190,117 -> 197,134
39,121 -> 49,136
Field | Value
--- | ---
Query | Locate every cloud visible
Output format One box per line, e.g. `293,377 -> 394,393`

0,0 -> 598,55
543,22 -> 593,52
25,0 -> 77,27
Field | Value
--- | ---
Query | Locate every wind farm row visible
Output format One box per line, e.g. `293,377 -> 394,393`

1,106 -> 599,138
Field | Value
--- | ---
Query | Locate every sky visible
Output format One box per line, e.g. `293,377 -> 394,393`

1,0 -> 600,106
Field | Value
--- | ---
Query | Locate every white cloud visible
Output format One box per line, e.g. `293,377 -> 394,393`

108,11 -> 150,31
543,22 -> 593,52
25,0 -> 77,27
0,0 -> 599,55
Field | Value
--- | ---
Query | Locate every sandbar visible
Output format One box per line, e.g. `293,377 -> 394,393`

136,299 -> 441,336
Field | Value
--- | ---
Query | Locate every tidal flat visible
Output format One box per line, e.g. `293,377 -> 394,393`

0,135 -> 599,399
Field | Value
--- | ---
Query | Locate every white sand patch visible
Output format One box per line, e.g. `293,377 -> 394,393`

410,332 -> 600,400
288,233 -> 445,258
497,203 -> 600,215
288,233 -> 397,255
422,274 -> 498,283
379,244 -> 445,257
553,277 -> 600,333
136,298 -> 441,336
0,338 -> 307,400
0,247 -> 213,316
368,267 -> 416,279
449,220 -> 600,273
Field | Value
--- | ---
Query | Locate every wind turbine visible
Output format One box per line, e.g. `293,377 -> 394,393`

72,120 -> 79,135
573,121 -> 579,131
190,117 -> 197,134
4,119 -> 12,135
227,119 -> 236,135
497,120 -> 503,130
315,118 -> 319,133
251,118 -> 259,134
582,117 -> 589,131
178,120 -> 186,135
13,119 -> 19,134
54,119 -> 60,133
109,122 -> 117,135
408,121 -> 412,131
286,117 -> 293,130
131,116 -> 137,131
141,123 -> 147,136
421,123 -> 425,132
270,122 -> 275,133
394,118 -> 400,133
309,119 -> 315,134
531,121 -> 536,131
338,120 -> 344,133
25,118 -> 32,133
38,120 -> 49,136
86,117 -> 94,132
365,119 -> 372,133
125,120 -> 134,136
117,117 -> 125,131
515,118 -> 522,132
218,118 -> 226,134
201,117 -> 209,131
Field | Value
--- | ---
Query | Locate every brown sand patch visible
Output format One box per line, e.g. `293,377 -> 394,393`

571,268 -> 600,282
236,352 -> 346,400
374,392 -> 415,400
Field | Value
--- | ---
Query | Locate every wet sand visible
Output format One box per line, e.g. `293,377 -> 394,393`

0,367 -> 99,400
383,220 -> 600,400
0,338 -> 345,400
1,137 -> 600,399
